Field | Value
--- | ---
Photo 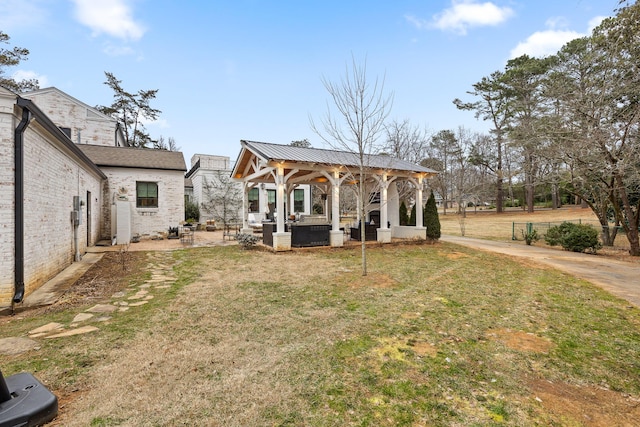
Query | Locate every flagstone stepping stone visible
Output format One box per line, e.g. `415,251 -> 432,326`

155,285 -> 171,289
144,295 -> 154,300
112,291 -> 126,298
0,337 -> 40,355
119,307 -> 130,312
28,333 -> 48,338
72,313 -> 94,323
127,290 -> 148,300
45,325 -> 99,338
29,322 -> 63,335
128,301 -> 149,307
148,277 -> 173,283
87,304 -> 118,313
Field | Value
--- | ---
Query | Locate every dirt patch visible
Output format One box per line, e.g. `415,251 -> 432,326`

344,272 -> 398,288
530,379 -> 640,426
48,252 -> 147,311
411,341 -> 438,357
1,251 -> 148,322
487,328 -> 554,353
444,251 -> 468,260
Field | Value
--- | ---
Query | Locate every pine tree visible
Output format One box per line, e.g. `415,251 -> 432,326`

0,31 -> 39,92
424,191 -> 441,239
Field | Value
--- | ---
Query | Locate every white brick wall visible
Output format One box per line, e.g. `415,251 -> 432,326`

0,92 -> 16,305
24,88 -> 119,147
1,99 -> 104,309
100,167 -> 185,238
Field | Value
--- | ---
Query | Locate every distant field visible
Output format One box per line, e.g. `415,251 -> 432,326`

440,206 -> 597,239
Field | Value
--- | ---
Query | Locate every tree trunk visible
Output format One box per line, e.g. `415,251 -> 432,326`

551,183 -> 561,209
359,177 -> 368,275
525,180 -> 534,213
496,135 -> 504,213
615,175 -> 640,256
599,220 -> 614,247
496,172 -> 504,213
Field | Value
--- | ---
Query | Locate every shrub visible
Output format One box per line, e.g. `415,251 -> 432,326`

561,224 -> 602,253
544,222 -> 576,246
544,222 -> 566,246
521,229 -> 539,245
237,233 -> 259,249
185,199 -> 200,222
545,222 -> 601,253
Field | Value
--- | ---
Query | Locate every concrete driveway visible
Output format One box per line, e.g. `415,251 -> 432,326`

441,235 -> 640,308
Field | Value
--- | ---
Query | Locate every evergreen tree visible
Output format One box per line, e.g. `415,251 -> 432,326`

424,191 -> 441,239
0,31 -> 39,92
97,71 -> 161,148
399,201 -> 408,226
409,203 -> 416,226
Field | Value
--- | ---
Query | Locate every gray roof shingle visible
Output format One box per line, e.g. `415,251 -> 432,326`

78,144 -> 187,171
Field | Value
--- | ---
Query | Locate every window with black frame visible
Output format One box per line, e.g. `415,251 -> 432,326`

248,188 -> 259,212
294,188 -> 304,213
136,181 -> 158,208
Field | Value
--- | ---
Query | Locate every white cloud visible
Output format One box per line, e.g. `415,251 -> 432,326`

509,11 -> 612,59
12,70 -> 49,88
405,15 -> 428,30
428,0 -> 515,35
510,29 -> 582,58
71,0 -> 145,41
588,16 -> 607,33
142,117 -> 169,129
103,43 -> 136,57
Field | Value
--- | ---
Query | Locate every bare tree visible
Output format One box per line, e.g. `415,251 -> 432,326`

382,119 -> 430,205
200,171 -> 243,231
311,56 -> 393,275
153,136 -> 180,151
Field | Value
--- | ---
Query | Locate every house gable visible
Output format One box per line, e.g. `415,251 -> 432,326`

22,87 -> 125,147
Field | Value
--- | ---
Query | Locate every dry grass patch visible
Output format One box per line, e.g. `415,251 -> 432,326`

487,328 -> 554,354
530,379 -> 640,426
439,206 -> 601,241
3,242 -> 640,426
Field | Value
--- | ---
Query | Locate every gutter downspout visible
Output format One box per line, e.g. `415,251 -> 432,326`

13,105 -> 30,305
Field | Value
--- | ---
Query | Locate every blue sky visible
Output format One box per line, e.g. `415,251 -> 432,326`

1,0 -> 619,167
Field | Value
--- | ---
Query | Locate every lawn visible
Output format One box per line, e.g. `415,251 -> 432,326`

2,224 -> 640,426
438,206 -> 602,241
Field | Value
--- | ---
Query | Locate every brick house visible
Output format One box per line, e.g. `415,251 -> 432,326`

1,86 -> 186,311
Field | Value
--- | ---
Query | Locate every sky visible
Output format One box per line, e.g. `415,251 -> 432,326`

1,0 -> 621,169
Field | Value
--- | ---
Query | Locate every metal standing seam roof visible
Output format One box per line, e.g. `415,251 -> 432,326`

240,140 -> 438,175
77,144 -> 187,171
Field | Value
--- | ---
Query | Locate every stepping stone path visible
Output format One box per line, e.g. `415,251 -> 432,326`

6,252 -> 179,355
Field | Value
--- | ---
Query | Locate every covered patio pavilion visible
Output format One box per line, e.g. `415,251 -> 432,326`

231,140 -> 438,251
